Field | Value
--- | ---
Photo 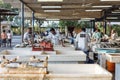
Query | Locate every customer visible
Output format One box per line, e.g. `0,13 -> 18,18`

1,30 -> 7,47
101,32 -> 109,42
47,28 -> 64,46
7,30 -> 12,47
92,29 -> 101,42
110,29 -> 118,40
75,28 -> 90,63
24,28 -> 32,45
34,31 -> 42,43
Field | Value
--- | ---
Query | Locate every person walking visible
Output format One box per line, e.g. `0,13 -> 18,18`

7,30 -> 12,47
1,30 -> 7,47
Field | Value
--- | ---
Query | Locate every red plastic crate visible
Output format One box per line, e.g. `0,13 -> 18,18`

32,46 -> 54,51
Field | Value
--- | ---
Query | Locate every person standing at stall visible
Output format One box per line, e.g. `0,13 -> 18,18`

1,30 -> 7,47
47,28 -> 64,46
75,28 -> 90,62
7,30 -> 12,47
110,29 -> 118,40
23,28 -> 32,45
92,29 -> 101,42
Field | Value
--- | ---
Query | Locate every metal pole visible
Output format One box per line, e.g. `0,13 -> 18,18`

32,11 -> 35,45
90,20 -> 93,36
92,20 -> 96,32
104,21 -> 107,34
21,2 -> 24,43
39,20 -> 41,33
0,15 -> 1,38
0,15 -> 1,47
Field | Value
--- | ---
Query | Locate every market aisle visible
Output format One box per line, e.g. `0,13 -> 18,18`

0,35 -> 21,51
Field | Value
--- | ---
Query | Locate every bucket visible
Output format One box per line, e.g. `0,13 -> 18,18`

106,60 -> 115,72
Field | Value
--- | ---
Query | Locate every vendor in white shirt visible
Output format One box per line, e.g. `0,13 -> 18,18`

75,28 -> 90,52
23,28 -> 32,45
47,28 -> 64,46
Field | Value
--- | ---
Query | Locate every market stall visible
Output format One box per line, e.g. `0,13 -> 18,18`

0,50 -> 86,63
0,56 -> 112,80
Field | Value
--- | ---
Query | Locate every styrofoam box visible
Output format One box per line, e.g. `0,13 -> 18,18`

54,45 -> 75,51
47,64 -> 112,80
0,50 -> 86,62
106,53 -> 120,63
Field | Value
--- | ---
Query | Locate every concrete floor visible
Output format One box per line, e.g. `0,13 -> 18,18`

0,36 -> 21,51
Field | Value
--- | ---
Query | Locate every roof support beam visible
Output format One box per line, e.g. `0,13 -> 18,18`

19,0 -> 35,12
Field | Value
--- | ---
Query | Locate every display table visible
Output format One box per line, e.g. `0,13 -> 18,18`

0,55 -> 48,80
54,45 -> 75,51
96,48 -> 120,53
13,47 -> 32,51
13,45 -> 75,51
0,50 -> 86,63
46,64 -> 112,80
0,64 -> 112,80
95,48 -> 120,68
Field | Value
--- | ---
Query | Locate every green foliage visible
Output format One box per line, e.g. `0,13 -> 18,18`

59,21 -> 66,27
0,3 -> 11,9
0,3 -> 18,21
76,21 -> 91,28
0,0 -> 3,4
96,22 -> 104,32
35,20 -> 44,27
45,21 -> 59,28
59,20 -> 91,28
59,20 -> 78,27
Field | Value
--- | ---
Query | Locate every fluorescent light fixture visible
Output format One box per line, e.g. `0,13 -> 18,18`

38,0 -> 63,2
44,10 -> 60,12
80,18 -> 95,21
85,9 -> 102,12
92,5 -> 112,8
80,19 -> 90,21
101,0 -> 120,1
46,19 -> 60,21
112,11 -> 120,13
106,17 -> 118,19
42,6 -> 61,8
81,18 -> 95,20
38,17 -> 46,19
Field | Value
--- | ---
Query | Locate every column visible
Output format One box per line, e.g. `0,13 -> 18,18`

32,11 -> 35,45
92,20 -> 96,32
104,20 -> 107,34
0,15 -> 1,47
21,2 -> 24,43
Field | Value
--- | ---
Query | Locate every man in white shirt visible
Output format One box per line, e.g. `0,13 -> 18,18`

75,28 -> 91,63
24,28 -> 32,44
75,28 -> 90,52
47,28 -> 64,46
